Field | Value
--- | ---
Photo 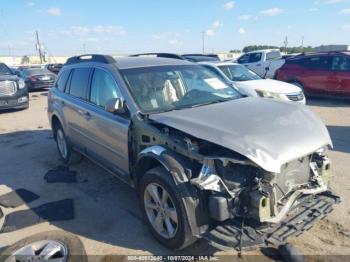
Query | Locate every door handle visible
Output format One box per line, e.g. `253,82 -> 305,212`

78,110 -> 91,119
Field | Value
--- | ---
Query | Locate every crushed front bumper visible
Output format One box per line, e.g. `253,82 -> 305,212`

202,191 -> 340,251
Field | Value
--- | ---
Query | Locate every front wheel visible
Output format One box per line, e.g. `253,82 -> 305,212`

139,166 -> 196,250
291,81 -> 308,97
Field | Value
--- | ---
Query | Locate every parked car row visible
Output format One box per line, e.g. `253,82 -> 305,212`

47,54 -> 339,252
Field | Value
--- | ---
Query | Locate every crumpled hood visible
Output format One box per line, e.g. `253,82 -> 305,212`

149,97 -> 332,173
234,79 -> 302,97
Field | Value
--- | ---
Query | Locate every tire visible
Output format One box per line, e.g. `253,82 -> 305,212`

138,166 -> 197,250
291,81 -> 308,98
0,230 -> 87,262
53,122 -> 82,165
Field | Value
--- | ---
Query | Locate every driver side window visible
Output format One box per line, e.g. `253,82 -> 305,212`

90,68 -> 120,109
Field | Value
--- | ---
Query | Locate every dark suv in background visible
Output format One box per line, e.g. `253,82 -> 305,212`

0,63 -> 29,110
276,52 -> 350,98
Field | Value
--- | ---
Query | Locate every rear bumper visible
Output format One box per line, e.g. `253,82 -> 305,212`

0,88 -> 29,110
202,191 -> 340,251
28,81 -> 54,90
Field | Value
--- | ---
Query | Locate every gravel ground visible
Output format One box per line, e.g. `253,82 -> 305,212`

0,91 -> 349,261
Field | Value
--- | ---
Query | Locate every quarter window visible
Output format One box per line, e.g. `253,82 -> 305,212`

90,68 -> 120,108
56,70 -> 71,92
332,56 -> 350,71
68,68 -> 91,99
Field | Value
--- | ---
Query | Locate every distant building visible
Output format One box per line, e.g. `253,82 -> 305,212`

314,45 -> 350,52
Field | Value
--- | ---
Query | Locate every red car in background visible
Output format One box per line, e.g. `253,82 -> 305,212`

276,52 -> 350,98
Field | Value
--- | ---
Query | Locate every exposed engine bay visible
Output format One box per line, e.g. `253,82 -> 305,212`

133,118 -> 340,249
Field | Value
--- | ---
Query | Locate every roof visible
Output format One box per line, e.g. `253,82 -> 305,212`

246,49 -> 280,54
288,51 -> 350,60
114,57 -> 194,69
199,61 -> 239,67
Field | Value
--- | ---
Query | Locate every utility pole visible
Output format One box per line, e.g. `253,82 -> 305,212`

35,30 -> 43,64
202,31 -> 205,54
301,36 -> 304,52
283,36 -> 288,54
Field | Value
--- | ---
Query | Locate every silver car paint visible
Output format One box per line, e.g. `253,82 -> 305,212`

150,97 -> 332,173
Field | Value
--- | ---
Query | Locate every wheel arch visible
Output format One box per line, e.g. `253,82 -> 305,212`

134,146 -> 209,237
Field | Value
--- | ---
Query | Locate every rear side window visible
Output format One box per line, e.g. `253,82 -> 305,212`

56,70 -> 71,92
248,53 -> 262,63
332,56 -> 350,71
202,65 -> 225,79
68,68 -> 91,99
302,56 -> 331,70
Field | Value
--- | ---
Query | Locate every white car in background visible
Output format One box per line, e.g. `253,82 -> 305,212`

200,61 -> 306,104
236,49 -> 285,79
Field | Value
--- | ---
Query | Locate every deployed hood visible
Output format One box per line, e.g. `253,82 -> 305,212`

150,97 -> 332,173
234,79 -> 302,97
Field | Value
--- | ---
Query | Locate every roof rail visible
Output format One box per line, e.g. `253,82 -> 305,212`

129,53 -> 185,60
66,54 -> 116,65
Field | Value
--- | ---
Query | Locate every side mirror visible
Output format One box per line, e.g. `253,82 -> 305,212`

105,98 -> 125,115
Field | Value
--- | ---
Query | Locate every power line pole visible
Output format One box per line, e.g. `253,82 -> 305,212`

283,36 -> 288,54
35,30 -> 43,64
202,31 -> 205,54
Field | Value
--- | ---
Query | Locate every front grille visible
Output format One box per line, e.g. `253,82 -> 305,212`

275,156 -> 311,201
286,92 -> 304,102
0,81 -> 17,97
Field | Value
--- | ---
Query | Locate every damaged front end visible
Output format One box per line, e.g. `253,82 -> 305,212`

191,149 -> 340,250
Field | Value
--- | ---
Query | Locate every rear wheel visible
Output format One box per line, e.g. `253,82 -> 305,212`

139,166 -> 196,250
53,122 -> 82,165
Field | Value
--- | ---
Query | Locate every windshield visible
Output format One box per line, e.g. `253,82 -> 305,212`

121,65 -> 241,113
0,64 -> 13,75
218,64 -> 261,81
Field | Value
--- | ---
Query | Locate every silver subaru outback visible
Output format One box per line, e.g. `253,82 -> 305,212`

48,54 -> 339,251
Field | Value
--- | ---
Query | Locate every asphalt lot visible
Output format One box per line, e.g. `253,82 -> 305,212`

0,91 -> 350,261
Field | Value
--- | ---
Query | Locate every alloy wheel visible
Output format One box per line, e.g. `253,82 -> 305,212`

56,129 -> 68,159
144,183 -> 178,239
5,240 -> 68,262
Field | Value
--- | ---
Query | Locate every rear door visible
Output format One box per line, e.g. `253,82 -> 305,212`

329,55 -> 350,97
297,56 -> 332,95
64,67 -> 92,151
83,67 -> 131,179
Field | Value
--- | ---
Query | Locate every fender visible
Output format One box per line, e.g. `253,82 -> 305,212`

134,145 -> 209,236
